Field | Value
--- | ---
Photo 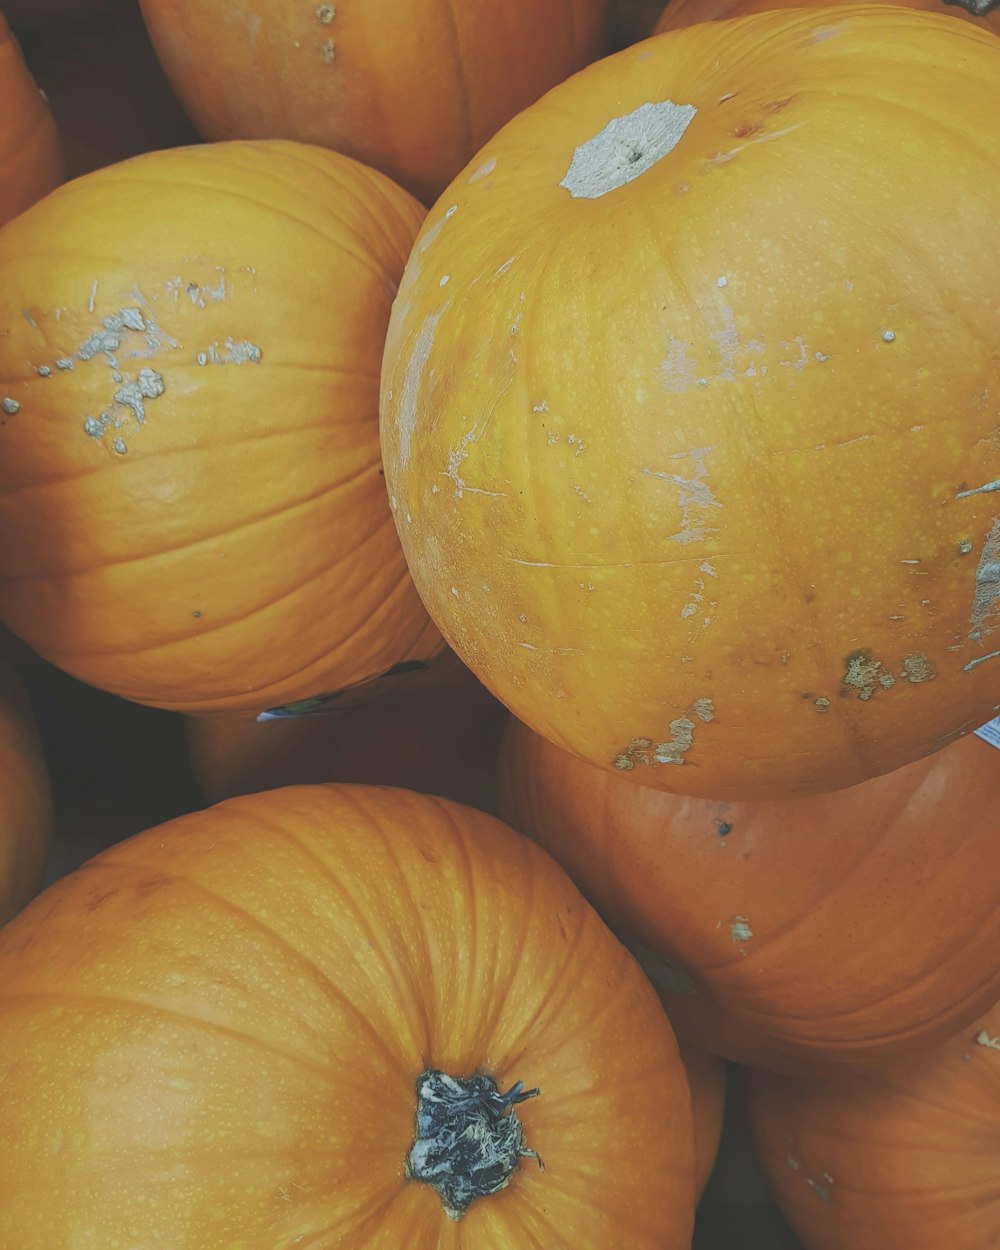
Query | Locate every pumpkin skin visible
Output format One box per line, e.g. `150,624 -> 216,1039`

744,1002 -> 1000,1250
15,0 -> 199,179
0,14 -> 62,229
497,717 -> 1000,1074
0,784 -> 696,1248
0,655 -> 52,926
0,140 -> 443,716
654,0 -> 1000,34
380,8 -> 1000,801
186,648 -> 509,812
137,0 -> 612,206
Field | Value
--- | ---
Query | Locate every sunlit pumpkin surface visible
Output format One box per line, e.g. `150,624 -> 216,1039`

0,785 -> 696,1248
745,1001 -> 1000,1250
380,7 -> 1000,800
498,719 -> 1000,1073
0,141 -> 443,715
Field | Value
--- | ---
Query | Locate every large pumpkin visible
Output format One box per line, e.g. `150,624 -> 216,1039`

137,0 -> 612,206
498,717 -> 1000,1073
379,8 -> 1000,801
0,784 -> 696,1247
0,656 -> 52,926
186,648 -> 509,812
15,0 -> 199,179
0,14 -> 62,229
0,141 -> 443,716
655,0 -> 1000,33
745,1001 -> 1000,1249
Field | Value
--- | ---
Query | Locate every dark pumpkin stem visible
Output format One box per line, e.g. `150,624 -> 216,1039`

942,0 -> 999,14
406,1069 -> 543,1220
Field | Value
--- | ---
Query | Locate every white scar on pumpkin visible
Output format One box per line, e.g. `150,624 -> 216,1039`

560,100 -> 698,200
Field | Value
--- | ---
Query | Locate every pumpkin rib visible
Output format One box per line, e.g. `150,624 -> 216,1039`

0,987 -> 334,1079
86,852 -> 412,1077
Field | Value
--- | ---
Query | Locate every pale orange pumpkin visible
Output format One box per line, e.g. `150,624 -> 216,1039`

498,717 -> 1000,1074
655,0 -> 1000,33
379,8 -> 1000,800
186,648 -> 509,812
745,1001 -> 1000,1249
138,0 -> 612,206
0,784 -> 696,1247
0,140 -> 443,715
0,13 -> 62,229
0,655 -> 52,926
15,0 -> 199,178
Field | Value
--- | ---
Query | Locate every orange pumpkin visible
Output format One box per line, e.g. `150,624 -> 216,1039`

0,140 -> 443,716
0,655 -> 52,926
655,0 -> 1000,33
681,1042 -> 726,1198
379,8 -> 1000,801
0,784 -> 696,1247
498,718 -> 1000,1074
3,0 -> 118,25
187,648 -> 509,812
15,0 -> 199,179
0,14 -> 62,229
137,0 -> 613,206
745,1001 -> 1000,1249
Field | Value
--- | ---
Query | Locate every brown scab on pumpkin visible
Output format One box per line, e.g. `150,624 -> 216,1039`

613,699 -> 714,770
899,652 -> 937,684
841,649 -> 886,701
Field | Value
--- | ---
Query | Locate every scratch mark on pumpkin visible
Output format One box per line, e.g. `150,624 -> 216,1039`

958,477 -> 1000,501
964,649 -> 1000,673
88,280 -> 98,313
397,306 -> 446,469
442,424 -> 506,499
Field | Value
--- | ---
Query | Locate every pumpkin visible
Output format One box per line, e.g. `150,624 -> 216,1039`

655,0 -> 1000,34
745,1000 -> 1000,1250
0,140 -> 443,716
0,14 -> 62,229
681,1042 -> 726,1198
379,8 -> 1000,801
137,0 -> 613,207
497,716 -> 1000,1074
3,0 -> 119,25
0,783 -> 696,1247
0,654 -> 51,926
187,647 -> 508,812
15,0 -> 199,179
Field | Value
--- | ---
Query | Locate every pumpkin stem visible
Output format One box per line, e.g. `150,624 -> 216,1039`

942,0 -> 998,13
406,1069 -> 543,1220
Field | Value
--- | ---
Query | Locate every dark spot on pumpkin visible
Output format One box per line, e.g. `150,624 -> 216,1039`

717,821 -> 733,837
730,122 -> 762,139
803,591 -> 816,604
192,610 -> 202,619
133,874 -> 171,896
419,846 -> 439,864
83,888 -> 118,912
765,96 -> 796,112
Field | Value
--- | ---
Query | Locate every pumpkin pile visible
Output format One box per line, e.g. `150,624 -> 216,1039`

0,1 -> 998,1246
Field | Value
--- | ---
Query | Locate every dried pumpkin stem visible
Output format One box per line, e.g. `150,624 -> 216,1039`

406,1069 -> 543,1220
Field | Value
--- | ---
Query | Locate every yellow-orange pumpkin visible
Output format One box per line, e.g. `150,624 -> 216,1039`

0,141 -> 443,716
0,14 -> 62,229
498,718 -> 1000,1074
0,655 -> 52,926
0,784 -> 696,1247
745,1001 -> 1000,1249
138,0 -> 612,206
15,0 -> 199,179
380,8 -> 1000,800
187,648 -> 508,813
655,0 -> 1000,33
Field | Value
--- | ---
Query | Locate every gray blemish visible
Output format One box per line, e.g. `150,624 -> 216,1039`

629,943 -> 699,997
965,648 -> 1000,673
36,365 -> 51,377
842,650 -> 888,701
322,38 -> 335,63
805,1178 -> 833,1203
959,540 -> 974,555
970,519 -> 1000,645
22,309 -> 38,328
716,276 -> 728,288
468,157 -> 497,184
613,737 -> 654,770
112,437 -> 127,455
187,283 -> 204,308
397,308 -> 445,468
78,308 -> 146,366
1,398 -> 20,415
316,3 -> 334,20
642,447 -> 721,543
55,358 -> 74,371
88,280 -> 98,313
417,205 -> 458,255
975,1030 -> 1000,1052
560,100 -> 698,200
660,337 -> 699,394
730,915 -> 753,944
195,339 -> 262,366
957,477 -> 1000,501
654,715 -> 696,765
900,652 -> 936,684
882,329 -> 896,343
814,697 -> 831,712
114,368 -> 165,425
